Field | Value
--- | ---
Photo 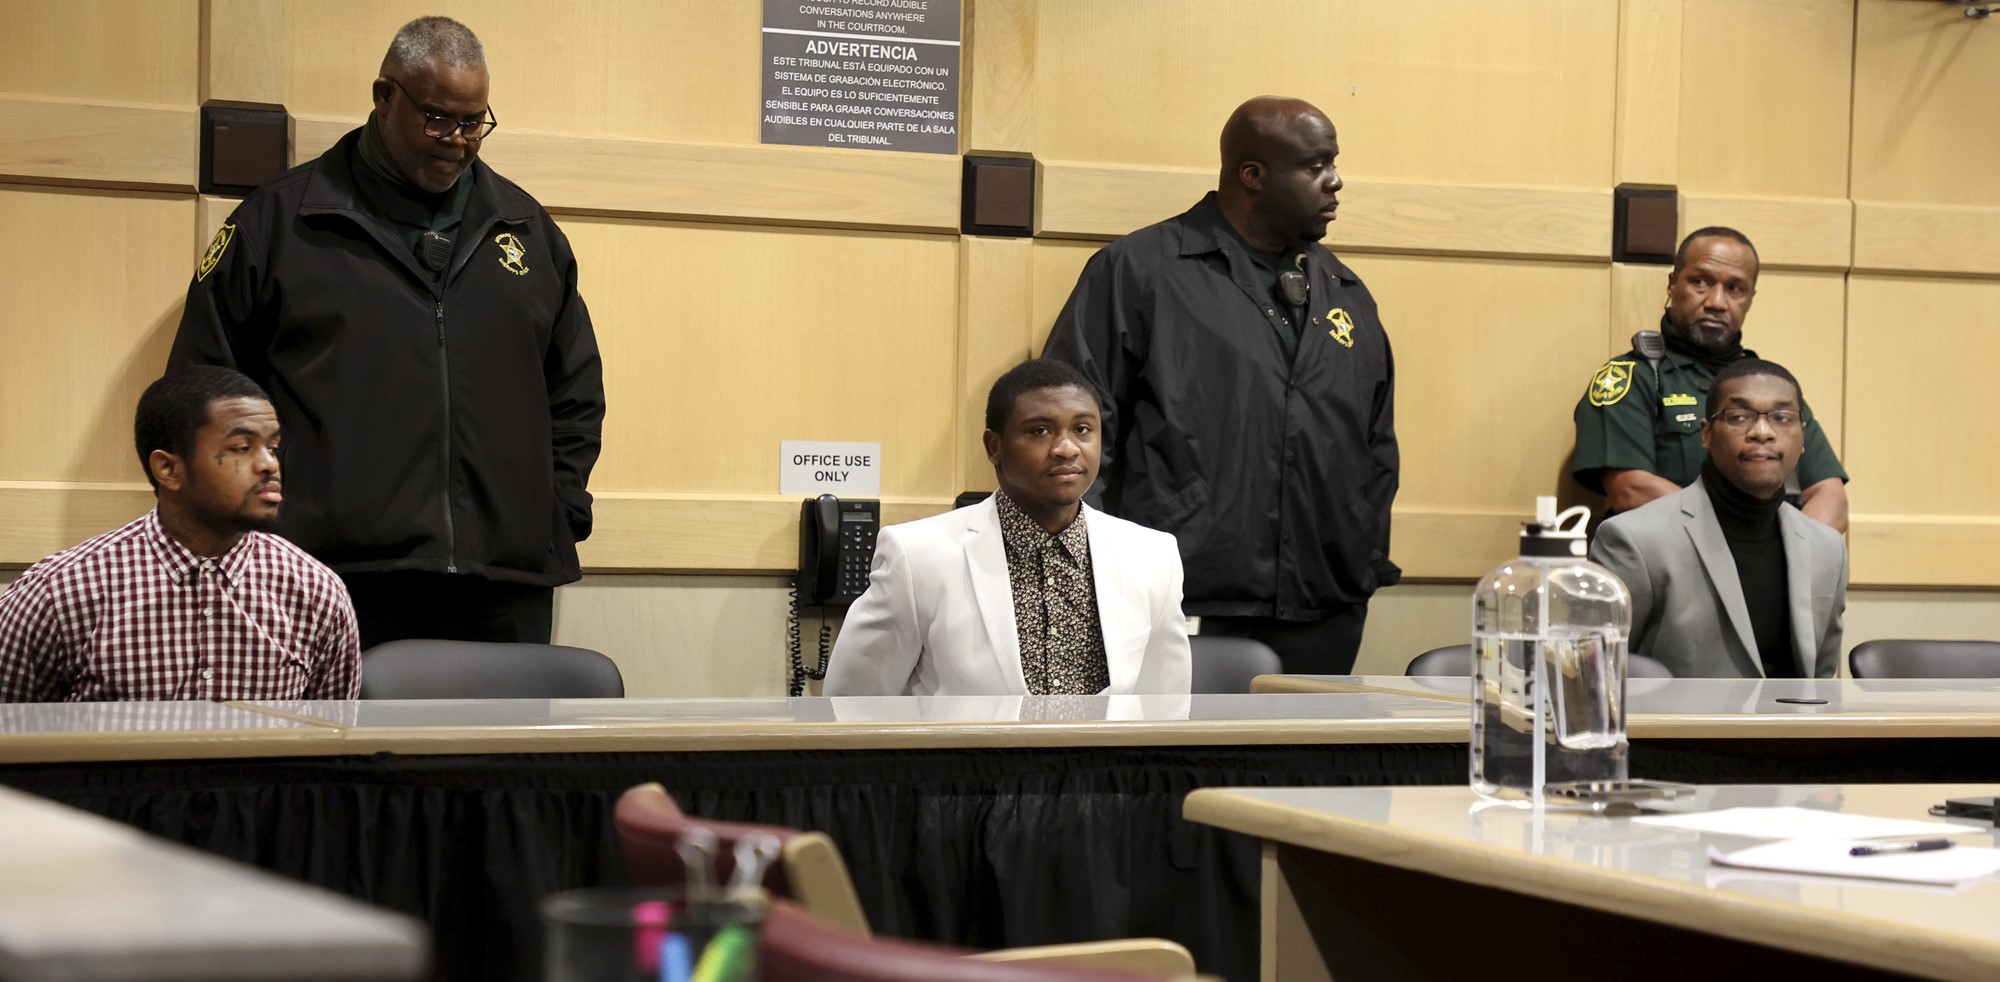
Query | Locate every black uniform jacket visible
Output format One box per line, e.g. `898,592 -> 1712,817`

170,128 -> 605,586
1043,193 -> 1400,619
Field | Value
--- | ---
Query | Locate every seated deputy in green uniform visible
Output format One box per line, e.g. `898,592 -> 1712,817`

1572,227 -> 1848,532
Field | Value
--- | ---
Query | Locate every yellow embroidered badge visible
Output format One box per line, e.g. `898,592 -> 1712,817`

197,223 -> 235,282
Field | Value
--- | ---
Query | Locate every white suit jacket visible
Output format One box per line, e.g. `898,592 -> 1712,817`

822,496 -> 1192,696
1589,479 -> 1847,679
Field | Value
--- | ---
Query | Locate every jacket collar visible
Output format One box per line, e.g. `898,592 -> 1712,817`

1175,191 -> 1358,285
298,126 -> 534,226
1681,478 -> 1816,678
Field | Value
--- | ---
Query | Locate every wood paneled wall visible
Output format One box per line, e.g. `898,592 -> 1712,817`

3,0 -> 1997,600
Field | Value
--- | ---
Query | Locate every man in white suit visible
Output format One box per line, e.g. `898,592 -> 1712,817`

1590,359 -> 1847,678
823,360 -> 1192,696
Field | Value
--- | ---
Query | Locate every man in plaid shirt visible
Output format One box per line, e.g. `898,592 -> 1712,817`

0,368 -> 361,702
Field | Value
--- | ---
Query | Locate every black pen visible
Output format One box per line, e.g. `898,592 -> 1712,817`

1850,839 -> 1955,857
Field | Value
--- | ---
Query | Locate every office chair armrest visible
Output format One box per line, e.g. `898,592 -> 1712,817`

779,832 -> 873,938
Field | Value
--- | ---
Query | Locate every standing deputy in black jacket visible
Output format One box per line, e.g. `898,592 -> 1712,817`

1041,96 -> 1399,674
169,16 -> 604,647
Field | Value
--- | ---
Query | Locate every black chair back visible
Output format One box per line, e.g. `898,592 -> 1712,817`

1188,635 -> 1284,693
1850,639 -> 2000,679
1405,643 -> 1674,678
358,640 -> 625,698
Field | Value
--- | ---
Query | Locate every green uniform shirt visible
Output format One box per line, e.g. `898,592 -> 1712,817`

1571,344 -> 1847,495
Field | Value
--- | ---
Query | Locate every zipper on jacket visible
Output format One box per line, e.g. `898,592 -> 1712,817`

435,300 -> 458,573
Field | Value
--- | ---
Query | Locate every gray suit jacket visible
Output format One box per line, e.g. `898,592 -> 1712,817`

1589,479 -> 1847,678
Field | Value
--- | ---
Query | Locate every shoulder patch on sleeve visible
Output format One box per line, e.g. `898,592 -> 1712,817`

196,222 -> 235,282
1588,359 -> 1636,407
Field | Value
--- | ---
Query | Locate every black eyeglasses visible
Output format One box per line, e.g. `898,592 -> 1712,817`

386,76 -> 497,142
1707,408 -> 1804,431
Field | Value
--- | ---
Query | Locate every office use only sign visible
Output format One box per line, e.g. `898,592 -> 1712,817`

781,441 -> 882,497
760,0 -> 961,154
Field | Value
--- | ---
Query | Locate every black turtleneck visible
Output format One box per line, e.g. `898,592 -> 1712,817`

1702,458 -> 1796,677
1661,312 -> 1745,371
351,115 -> 476,275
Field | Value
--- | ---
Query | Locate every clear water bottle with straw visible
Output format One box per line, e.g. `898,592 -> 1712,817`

1470,496 -> 1632,806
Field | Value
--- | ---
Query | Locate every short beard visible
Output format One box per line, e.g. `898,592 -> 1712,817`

1663,314 -> 1738,357
232,510 -> 281,534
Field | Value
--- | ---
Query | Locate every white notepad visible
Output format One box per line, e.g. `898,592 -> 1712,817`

1707,839 -> 2000,886
1632,806 -> 1982,841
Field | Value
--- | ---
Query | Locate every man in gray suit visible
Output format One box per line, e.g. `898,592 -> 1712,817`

1590,359 -> 1847,678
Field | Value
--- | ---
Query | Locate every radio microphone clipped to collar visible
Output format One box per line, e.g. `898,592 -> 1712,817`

1277,253 -> 1310,310
419,230 -> 453,272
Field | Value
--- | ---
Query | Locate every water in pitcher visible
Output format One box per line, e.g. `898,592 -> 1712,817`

1470,627 -> 1628,801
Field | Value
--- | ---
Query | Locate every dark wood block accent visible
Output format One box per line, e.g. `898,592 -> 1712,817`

201,106 -> 289,197
1615,185 -> 1678,265
961,154 -> 1035,237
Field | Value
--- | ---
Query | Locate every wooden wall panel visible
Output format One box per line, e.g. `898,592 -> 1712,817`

290,117 -> 961,233
1031,0 -> 1617,189
0,185 -> 195,485
1728,270 -> 1848,451
1038,162 -> 1610,259
1851,0 -> 2000,208
560,217 -> 959,498
1679,193 -> 1851,272
1678,0 -> 1852,198
0,0 -> 199,105
956,236 -> 1036,492
284,1 -> 763,145
962,0 -> 1035,153
1356,255 -> 1608,544
1028,239 -> 1099,356
202,0 -> 286,107
1614,0 -> 1681,187
1845,274 -> 2000,587
0,98 -> 197,190
1844,275 -> 1998,519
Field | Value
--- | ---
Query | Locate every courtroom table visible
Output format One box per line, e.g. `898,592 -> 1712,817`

1183,783 -> 2000,982
0,693 -> 1466,982
0,784 -> 427,981
1249,676 -> 2000,782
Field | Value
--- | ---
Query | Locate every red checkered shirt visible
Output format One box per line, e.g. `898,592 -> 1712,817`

0,510 -> 361,702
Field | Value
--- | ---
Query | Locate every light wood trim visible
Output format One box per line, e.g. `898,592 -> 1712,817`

279,718 -> 1470,757
199,0 -> 284,108
0,96 -> 197,190
1614,0 -> 1681,187
1264,840 -> 1330,982
781,832 -> 873,937
1680,192 -> 1852,271
962,0 -> 1035,154
970,939 -> 1196,977
0,484 -> 952,571
196,193 -> 236,256
1037,160 -> 1610,260
1853,201 -> 2000,278
1249,677 -> 1469,703
1609,261 -> 1668,354
955,235 -> 1034,493
1849,515 -> 2000,588
0,489 -> 1625,581
582,494 -> 953,573
291,116 -> 961,233
1629,712 -> 2000,739
1388,509 -> 1538,581
0,727 -> 344,764
0,482 -> 155,566
1183,787 -> 2000,982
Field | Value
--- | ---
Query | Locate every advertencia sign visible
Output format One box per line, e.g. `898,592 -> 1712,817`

760,0 -> 962,154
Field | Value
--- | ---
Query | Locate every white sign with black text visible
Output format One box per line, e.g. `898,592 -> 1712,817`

781,441 -> 882,497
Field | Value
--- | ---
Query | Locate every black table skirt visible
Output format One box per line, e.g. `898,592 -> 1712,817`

5,737 -> 1997,982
